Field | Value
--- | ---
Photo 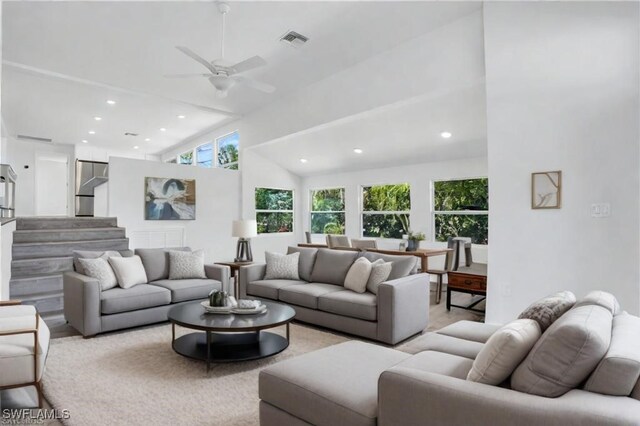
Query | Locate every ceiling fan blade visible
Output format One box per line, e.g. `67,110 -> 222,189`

229,56 -> 267,74
232,75 -> 276,94
164,73 -> 211,78
175,46 -> 218,74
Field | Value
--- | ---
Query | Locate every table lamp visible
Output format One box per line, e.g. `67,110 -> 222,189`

232,219 -> 258,262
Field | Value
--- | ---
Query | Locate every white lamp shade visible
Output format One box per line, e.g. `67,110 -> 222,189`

232,220 -> 258,238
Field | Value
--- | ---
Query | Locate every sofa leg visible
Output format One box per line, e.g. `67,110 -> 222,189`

435,276 -> 443,304
35,382 -> 43,409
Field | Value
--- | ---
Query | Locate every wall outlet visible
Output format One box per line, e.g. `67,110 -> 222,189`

591,203 -> 611,218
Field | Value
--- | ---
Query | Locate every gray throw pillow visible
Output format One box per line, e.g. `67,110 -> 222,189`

74,250 -> 122,275
78,257 -> 118,291
287,246 -> 318,282
108,255 -> 148,289
310,249 -> 359,285
366,259 -> 392,295
264,252 -> 300,280
135,247 -> 191,282
517,290 -> 576,331
168,250 -> 206,280
361,252 -> 417,280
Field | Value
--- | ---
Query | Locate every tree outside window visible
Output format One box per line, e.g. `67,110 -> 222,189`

362,183 -> 410,238
178,151 -> 193,165
310,188 -> 345,234
217,131 -> 239,170
255,188 -> 294,234
433,178 -> 488,244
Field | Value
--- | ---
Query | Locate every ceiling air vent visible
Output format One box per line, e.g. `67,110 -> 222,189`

279,31 -> 309,48
124,132 -> 139,137
17,134 -> 53,143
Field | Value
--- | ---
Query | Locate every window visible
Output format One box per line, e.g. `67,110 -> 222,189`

433,178 -> 488,244
310,188 -> 345,234
216,131 -> 239,170
178,151 -> 193,165
361,183 -> 410,238
255,188 -> 294,234
196,143 -> 213,168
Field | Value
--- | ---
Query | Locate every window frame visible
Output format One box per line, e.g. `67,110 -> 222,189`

255,187 -> 295,235
309,187 -> 346,235
431,176 -> 489,245
360,182 -> 411,239
215,130 -> 239,170
195,142 -> 214,168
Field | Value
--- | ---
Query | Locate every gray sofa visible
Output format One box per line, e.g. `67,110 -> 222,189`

63,247 -> 230,337
239,247 -> 429,345
259,291 -> 640,425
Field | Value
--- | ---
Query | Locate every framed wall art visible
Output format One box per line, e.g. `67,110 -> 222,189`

145,177 -> 196,220
531,171 -> 561,209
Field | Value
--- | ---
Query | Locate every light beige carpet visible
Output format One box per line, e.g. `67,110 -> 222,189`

43,323 -> 349,426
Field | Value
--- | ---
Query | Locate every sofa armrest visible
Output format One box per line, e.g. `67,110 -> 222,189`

378,367 -> 640,426
204,264 -> 230,293
238,264 -> 266,299
63,271 -> 101,337
377,273 -> 429,345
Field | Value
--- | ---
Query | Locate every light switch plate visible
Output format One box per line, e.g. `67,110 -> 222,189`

591,203 -> 611,218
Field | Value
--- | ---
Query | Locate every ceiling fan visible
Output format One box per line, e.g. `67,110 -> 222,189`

167,2 -> 275,98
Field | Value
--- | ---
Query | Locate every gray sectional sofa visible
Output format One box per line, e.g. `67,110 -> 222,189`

63,248 -> 229,337
259,291 -> 640,426
239,247 -> 429,345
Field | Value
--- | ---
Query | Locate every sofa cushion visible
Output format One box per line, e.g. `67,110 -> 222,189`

108,255 -> 148,289
400,332 -> 484,359
287,246 -> 318,282
467,319 -> 541,385
361,252 -> 417,279
78,257 -> 118,291
365,260 -> 392,295
310,249 -> 359,285
436,320 -> 503,344
344,257 -> 373,294
100,284 -> 171,314
168,250 -> 206,280
264,252 -> 300,280
150,279 -> 221,303
73,250 -> 123,275
318,290 -> 377,321
279,283 -> 344,309
511,304 -> 613,397
259,341 -> 410,426
575,290 -> 621,315
517,290 -> 576,331
247,279 -> 305,300
395,351 -> 474,379
584,312 -> 640,395
134,247 -> 191,282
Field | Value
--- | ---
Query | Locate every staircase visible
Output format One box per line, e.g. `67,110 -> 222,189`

10,217 -> 129,327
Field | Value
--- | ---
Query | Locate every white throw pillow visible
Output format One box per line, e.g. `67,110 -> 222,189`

108,255 -> 148,289
467,319 -> 541,385
78,257 -> 118,291
366,259 -> 393,295
264,252 -> 300,280
344,257 -> 373,293
169,250 -> 207,279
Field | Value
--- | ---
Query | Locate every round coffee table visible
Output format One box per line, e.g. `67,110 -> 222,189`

168,300 -> 295,370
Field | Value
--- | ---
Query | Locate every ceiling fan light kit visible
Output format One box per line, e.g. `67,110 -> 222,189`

170,2 -> 275,98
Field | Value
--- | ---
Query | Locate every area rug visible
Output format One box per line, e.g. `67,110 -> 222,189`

42,323 -> 349,426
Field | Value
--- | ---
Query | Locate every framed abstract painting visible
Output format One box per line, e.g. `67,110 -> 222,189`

145,177 -> 196,220
531,171 -> 561,209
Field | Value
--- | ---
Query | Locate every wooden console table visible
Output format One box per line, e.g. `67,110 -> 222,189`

446,263 -> 487,313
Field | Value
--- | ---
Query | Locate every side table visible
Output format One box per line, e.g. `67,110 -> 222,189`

215,261 -> 253,297
446,263 -> 487,313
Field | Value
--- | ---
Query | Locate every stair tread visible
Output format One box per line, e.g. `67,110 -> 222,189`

11,273 -> 64,281
14,238 -> 129,247
14,227 -> 125,233
20,292 -> 63,301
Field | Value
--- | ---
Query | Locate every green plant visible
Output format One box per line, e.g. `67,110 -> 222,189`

407,231 -> 426,241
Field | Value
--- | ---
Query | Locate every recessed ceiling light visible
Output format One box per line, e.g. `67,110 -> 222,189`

440,131 -> 452,139
88,130 -> 96,135
133,146 -> 139,150
94,116 -> 102,121
81,140 -> 88,144
300,159 -> 308,163
145,138 -> 151,142
160,128 -> 167,132
106,100 -> 116,105
353,148 -> 363,154
177,115 -> 186,119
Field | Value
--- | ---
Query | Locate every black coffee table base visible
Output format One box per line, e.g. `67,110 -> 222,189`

172,326 -> 289,370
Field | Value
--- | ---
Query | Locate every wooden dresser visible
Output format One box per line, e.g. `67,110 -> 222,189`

446,263 -> 487,313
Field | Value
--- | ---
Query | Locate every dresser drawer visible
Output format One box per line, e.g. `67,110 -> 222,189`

448,273 -> 487,291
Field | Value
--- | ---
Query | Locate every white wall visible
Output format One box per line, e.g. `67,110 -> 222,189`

484,2 -> 640,322
301,156 -> 489,269
75,144 -> 159,162
107,157 -> 240,262
242,149 -> 303,262
6,138 -> 75,217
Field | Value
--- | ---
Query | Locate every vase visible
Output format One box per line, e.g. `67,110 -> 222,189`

407,240 -> 419,252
